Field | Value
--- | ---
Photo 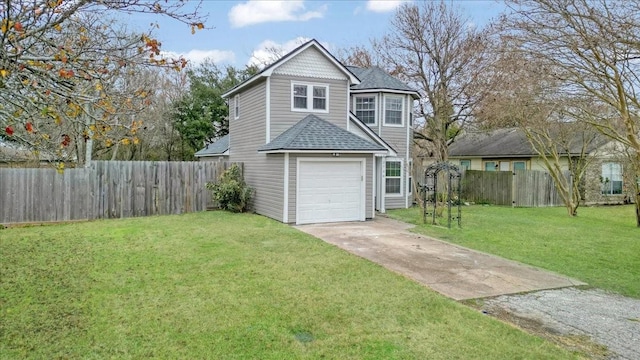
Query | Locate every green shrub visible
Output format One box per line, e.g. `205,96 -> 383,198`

206,164 -> 253,213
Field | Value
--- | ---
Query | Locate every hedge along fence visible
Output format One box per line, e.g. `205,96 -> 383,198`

0,161 -> 240,225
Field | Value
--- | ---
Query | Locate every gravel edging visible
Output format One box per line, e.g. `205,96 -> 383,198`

481,288 -> 640,359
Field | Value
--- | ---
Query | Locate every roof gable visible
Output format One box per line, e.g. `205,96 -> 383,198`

258,114 -> 386,153
273,46 -> 347,80
223,39 -> 359,98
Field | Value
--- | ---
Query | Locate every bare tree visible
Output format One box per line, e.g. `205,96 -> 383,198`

336,45 -> 382,68
504,0 -> 640,226
375,0 -> 492,161
477,40 -> 602,216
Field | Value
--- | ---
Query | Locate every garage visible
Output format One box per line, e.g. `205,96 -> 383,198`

296,159 -> 365,225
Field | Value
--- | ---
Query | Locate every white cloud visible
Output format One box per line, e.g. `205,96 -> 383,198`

247,37 -> 312,67
365,0 -> 407,13
229,1 -> 327,28
162,49 -> 236,66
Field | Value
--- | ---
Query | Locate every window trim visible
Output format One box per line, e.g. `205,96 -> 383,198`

459,159 -> 471,171
354,95 -> 377,125
291,82 -> 329,113
234,94 -> 239,119
385,158 -> 403,197
383,95 -> 404,127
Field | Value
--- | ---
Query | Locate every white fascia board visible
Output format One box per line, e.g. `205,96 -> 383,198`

351,88 -> 420,99
258,149 -> 388,155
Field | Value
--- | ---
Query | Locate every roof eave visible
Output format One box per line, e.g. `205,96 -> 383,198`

258,149 -> 387,154
194,149 -> 230,157
350,88 -> 420,99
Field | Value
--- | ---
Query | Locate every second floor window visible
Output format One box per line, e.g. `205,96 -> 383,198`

292,83 -> 328,112
234,95 -> 239,119
355,96 -> 376,124
384,96 -> 403,126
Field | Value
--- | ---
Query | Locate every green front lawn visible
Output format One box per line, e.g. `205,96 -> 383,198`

1,212 -> 577,359
388,205 -> 640,298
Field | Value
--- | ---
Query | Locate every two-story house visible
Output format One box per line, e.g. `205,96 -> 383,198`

197,39 -> 419,224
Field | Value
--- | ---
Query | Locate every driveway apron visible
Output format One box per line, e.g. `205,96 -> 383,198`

295,216 -> 585,300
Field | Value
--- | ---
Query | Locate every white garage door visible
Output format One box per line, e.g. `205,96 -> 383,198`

297,160 -> 365,225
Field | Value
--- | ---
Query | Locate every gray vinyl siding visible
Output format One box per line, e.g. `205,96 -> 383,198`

286,154 -> 374,224
269,74 -> 350,139
352,92 -> 413,210
228,79 -> 284,221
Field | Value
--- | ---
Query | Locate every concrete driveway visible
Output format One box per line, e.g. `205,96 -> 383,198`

295,216 -> 585,300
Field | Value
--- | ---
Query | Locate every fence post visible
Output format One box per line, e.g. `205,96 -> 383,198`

511,170 -> 516,207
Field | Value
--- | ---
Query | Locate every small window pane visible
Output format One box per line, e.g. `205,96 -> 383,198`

294,97 -> 307,109
386,178 -> 401,194
513,161 -> 526,170
294,85 -> 307,97
485,162 -> 497,171
313,86 -> 325,97
385,161 -> 401,177
460,160 -> 471,170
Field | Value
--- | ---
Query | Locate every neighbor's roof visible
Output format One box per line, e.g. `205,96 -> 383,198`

222,39 -> 360,98
0,139 -> 57,162
448,128 -> 608,158
258,114 -> 387,153
346,66 -> 420,98
194,134 -> 229,157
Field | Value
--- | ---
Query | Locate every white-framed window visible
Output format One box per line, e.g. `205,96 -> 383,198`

385,159 -> 402,195
291,82 -> 328,112
407,160 -> 413,195
234,94 -> 239,119
460,160 -> 471,170
513,161 -> 526,171
602,162 -> 623,195
355,96 -> 376,125
384,95 -> 403,126
484,161 -> 497,171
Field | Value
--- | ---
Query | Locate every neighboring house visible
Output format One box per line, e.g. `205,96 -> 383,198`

194,134 -> 229,162
448,128 -> 635,204
0,139 -> 58,168
198,39 -> 419,224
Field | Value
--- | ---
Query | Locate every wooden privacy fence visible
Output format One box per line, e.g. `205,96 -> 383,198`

460,169 -> 566,207
0,161 -> 237,225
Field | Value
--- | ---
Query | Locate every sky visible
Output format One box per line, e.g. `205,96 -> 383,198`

130,0 -> 506,67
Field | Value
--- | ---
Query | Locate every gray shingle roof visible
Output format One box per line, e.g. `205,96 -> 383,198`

258,114 -> 387,152
448,128 -> 607,157
194,134 -> 229,157
347,66 -> 417,95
